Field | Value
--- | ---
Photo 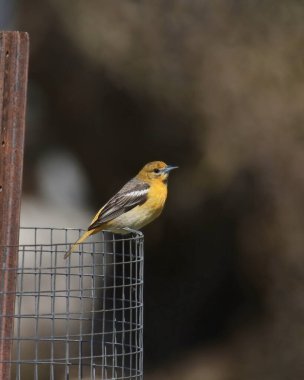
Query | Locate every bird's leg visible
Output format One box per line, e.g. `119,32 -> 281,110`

121,227 -> 134,234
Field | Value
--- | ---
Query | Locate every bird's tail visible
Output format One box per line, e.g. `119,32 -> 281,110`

64,229 -> 95,259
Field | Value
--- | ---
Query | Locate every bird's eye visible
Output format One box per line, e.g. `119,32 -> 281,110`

153,168 -> 160,174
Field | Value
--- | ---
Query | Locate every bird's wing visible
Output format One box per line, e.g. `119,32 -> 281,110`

88,178 -> 150,230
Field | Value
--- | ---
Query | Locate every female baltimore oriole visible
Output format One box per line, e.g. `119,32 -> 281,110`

64,161 -> 178,258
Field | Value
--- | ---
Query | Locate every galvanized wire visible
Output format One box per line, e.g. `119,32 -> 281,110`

0,227 -> 144,379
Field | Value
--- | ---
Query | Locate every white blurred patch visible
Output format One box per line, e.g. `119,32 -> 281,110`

36,149 -> 90,209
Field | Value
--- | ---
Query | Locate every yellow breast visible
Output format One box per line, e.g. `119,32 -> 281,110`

145,179 -> 168,213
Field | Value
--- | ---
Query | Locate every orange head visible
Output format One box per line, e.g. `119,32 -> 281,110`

136,161 -> 178,183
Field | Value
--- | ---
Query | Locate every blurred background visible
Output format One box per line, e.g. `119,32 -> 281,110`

2,0 -> 304,378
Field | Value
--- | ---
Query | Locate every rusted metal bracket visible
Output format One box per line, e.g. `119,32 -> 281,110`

0,31 -> 29,380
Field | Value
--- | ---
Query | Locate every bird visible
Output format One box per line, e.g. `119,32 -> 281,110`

64,161 -> 178,258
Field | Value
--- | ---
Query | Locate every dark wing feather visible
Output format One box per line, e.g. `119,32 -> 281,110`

88,178 -> 149,230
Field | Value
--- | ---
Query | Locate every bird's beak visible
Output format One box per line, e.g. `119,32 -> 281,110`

163,165 -> 178,173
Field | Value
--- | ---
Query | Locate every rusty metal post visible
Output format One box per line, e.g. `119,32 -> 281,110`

0,31 -> 29,380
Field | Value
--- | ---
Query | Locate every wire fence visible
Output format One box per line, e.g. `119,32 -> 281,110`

0,227 -> 144,380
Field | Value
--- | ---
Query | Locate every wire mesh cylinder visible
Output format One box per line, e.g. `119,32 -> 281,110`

0,227 -> 144,380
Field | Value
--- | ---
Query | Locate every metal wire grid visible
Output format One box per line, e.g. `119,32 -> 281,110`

0,227 -> 144,379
